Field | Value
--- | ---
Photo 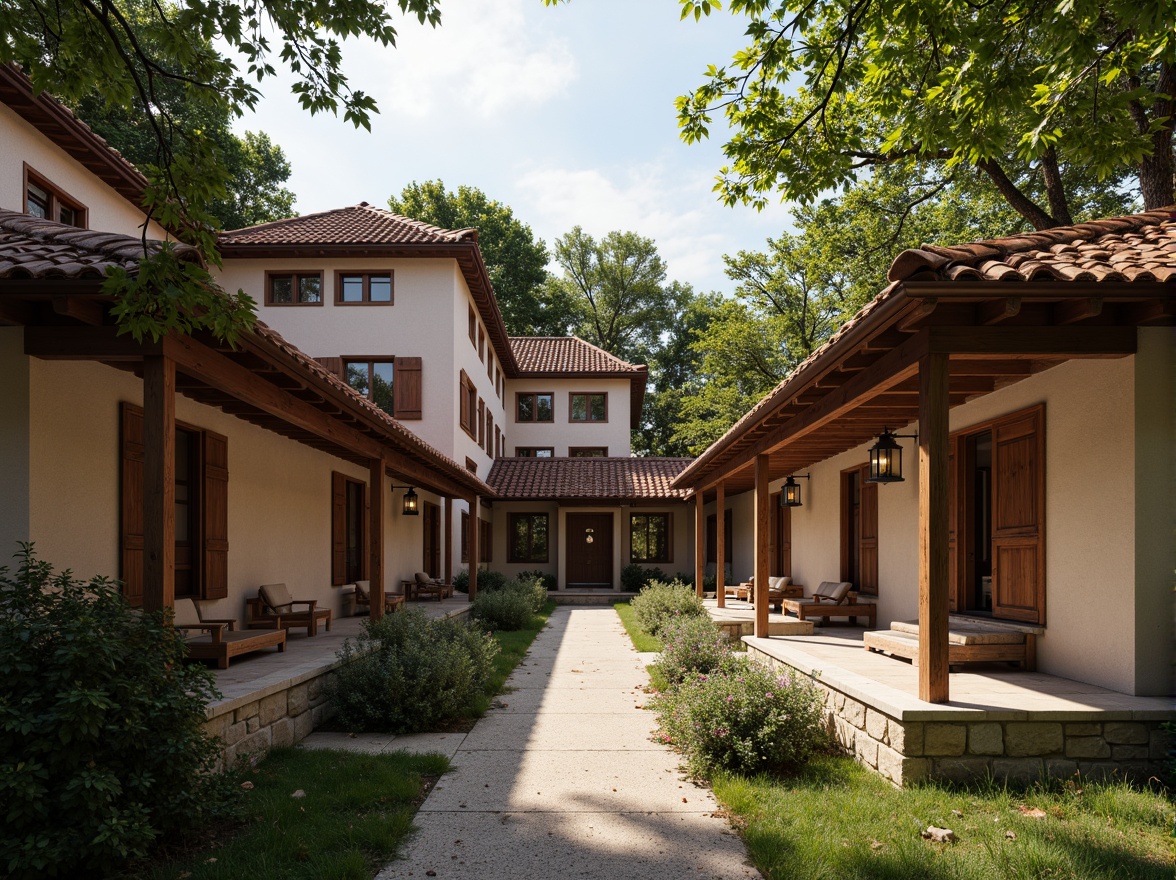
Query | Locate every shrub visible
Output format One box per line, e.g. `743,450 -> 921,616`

471,577 -> 546,631
452,568 -> 507,593
453,568 -> 469,592
621,563 -> 669,592
516,569 -> 557,591
630,579 -> 706,637
651,615 -> 733,686
652,656 -> 827,778
330,609 -> 499,733
0,546 -> 237,879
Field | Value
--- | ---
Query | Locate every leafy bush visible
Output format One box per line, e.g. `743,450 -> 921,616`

516,569 -> 557,591
630,579 -> 706,637
330,609 -> 499,733
651,615 -> 733,686
621,563 -> 669,592
453,568 -> 469,592
653,656 -> 827,778
471,577 -> 547,631
452,568 -> 507,593
0,546 -> 237,879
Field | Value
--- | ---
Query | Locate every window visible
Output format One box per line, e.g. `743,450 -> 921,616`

487,354 -> 494,381
631,513 -> 672,564
516,392 -> 554,423
494,425 -> 502,457
465,457 -> 478,474
509,513 -> 549,563
570,393 -> 607,422
479,519 -> 493,563
459,371 -> 478,436
335,271 -> 393,304
486,413 -> 495,455
332,472 -> 366,584
468,305 -> 476,344
266,271 -> 323,305
24,165 -> 87,228
477,397 -> 485,445
516,447 -> 554,458
344,360 -> 394,414
569,447 -> 607,457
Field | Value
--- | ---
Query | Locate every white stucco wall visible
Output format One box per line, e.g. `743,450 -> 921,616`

504,377 -> 634,457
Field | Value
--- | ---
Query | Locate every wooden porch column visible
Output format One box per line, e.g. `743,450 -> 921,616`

694,492 -> 705,597
443,496 -> 453,585
468,497 -> 479,602
918,352 -> 951,703
715,482 -> 726,608
369,459 -> 385,620
142,354 -> 175,614
754,454 -> 770,637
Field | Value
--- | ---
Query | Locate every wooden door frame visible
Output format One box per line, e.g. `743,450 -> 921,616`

565,512 -> 614,588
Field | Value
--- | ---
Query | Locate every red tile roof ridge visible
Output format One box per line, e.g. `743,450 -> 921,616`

218,203 -> 477,245
509,335 -> 646,373
487,455 -> 693,500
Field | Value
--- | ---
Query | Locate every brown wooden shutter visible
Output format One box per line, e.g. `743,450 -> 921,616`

331,471 -> 347,585
201,429 -> 229,599
119,402 -> 145,607
948,435 -> 960,612
779,505 -> 792,578
393,356 -> 422,420
859,473 -> 879,595
991,406 -> 1045,623
316,357 -> 345,380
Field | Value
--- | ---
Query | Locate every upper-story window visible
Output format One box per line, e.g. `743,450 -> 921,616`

336,271 -> 393,305
459,371 -> 478,437
516,447 -> 554,458
477,326 -> 485,361
570,393 -> 607,422
468,306 -> 476,344
516,392 -> 554,423
24,166 -> 87,228
344,360 -> 394,413
569,447 -> 608,457
267,271 -> 323,305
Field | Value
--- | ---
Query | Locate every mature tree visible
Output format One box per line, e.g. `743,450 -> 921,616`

2,0 -> 441,343
388,180 -> 555,335
676,0 -> 1168,227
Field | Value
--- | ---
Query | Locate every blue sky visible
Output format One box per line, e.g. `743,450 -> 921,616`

233,0 -> 797,294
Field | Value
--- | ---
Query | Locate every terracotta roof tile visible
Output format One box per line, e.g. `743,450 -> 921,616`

509,336 -> 645,374
218,203 -> 476,247
487,457 -> 692,500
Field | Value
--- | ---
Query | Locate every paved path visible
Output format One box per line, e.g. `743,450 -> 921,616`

306,606 -> 759,879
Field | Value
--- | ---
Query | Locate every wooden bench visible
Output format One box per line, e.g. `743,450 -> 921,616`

783,597 -> 876,626
863,620 -> 1035,670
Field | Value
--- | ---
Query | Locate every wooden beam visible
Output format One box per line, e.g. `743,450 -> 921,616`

897,298 -> 938,332
443,496 -> 453,585
694,492 -> 705,598
918,352 -> 950,703
25,324 -> 161,360
928,325 -> 1137,356
51,296 -> 104,326
715,482 -> 726,608
1054,297 -> 1103,324
142,355 -> 175,614
369,458 -> 385,620
468,497 -> 479,602
978,297 -> 1021,325
754,454 -> 770,638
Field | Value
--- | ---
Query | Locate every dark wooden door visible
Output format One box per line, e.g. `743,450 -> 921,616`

423,501 -> 441,578
841,464 -> 878,595
566,513 -> 613,588
991,406 -> 1045,623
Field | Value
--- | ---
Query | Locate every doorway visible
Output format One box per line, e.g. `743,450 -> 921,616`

423,501 -> 441,578
566,512 -> 613,588
840,464 -> 878,595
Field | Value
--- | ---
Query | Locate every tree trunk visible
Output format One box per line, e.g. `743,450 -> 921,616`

1040,147 -> 1073,226
977,159 -> 1058,230
1138,62 -> 1175,210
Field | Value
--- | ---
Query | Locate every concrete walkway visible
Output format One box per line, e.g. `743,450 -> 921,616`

304,606 -> 759,879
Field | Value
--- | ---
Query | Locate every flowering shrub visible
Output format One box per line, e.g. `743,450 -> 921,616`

652,615 -> 733,686
652,656 -> 827,777
471,576 -> 547,631
630,579 -> 706,637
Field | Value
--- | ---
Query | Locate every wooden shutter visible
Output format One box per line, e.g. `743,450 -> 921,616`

119,402 -> 145,607
665,512 -> 674,563
779,504 -> 792,578
859,472 -> 879,595
331,471 -> 347,585
991,406 -> 1045,623
316,357 -> 345,380
459,372 -> 470,430
480,519 -> 492,563
948,435 -> 960,612
201,429 -> 229,599
393,356 -> 422,420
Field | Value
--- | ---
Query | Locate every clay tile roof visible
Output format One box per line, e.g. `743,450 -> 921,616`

509,336 -> 646,374
487,457 -> 693,500
0,209 -> 199,279
218,203 -> 477,247
887,207 -> 1176,284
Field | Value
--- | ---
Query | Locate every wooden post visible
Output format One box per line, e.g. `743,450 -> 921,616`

694,492 -> 705,597
919,352 -> 950,703
754,454 -> 770,638
715,481 -> 726,608
142,355 -> 175,614
468,497 -> 479,602
369,459 -> 384,620
443,496 -> 453,585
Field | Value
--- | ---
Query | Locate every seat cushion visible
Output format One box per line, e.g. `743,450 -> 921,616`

767,576 -> 792,592
814,581 -> 852,602
259,582 -> 294,614
172,597 -> 202,628
354,580 -> 370,602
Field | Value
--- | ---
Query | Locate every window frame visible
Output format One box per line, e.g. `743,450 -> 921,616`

334,270 -> 394,306
468,305 -> 477,344
630,512 -> 673,564
264,270 -> 325,306
508,512 -> 550,563
516,447 -> 554,458
568,446 -> 608,457
459,370 -> 478,437
342,357 -> 395,412
569,392 -> 608,423
23,163 -> 88,228
516,392 -> 555,423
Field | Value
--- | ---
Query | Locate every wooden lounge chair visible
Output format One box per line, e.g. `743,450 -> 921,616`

173,597 -> 285,669
781,581 -> 875,626
412,571 -> 452,601
247,582 -> 333,636
864,619 -> 1035,670
354,579 -> 405,615
767,576 -> 802,612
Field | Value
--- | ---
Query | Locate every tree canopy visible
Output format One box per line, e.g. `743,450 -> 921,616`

676,0 -> 1170,228
387,181 -> 555,336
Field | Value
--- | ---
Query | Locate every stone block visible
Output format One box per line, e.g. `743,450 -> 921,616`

865,709 -> 889,742
234,701 -> 259,724
888,720 -> 923,756
203,716 -> 227,741
1150,728 -> 1171,761
924,723 -> 966,757
967,723 -> 1003,756
833,692 -> 846,712
1076,761 -> 1118,782
1045,759 -> 1079,780
225,720 -> 247,746
993,758 -> 1043,786
875,743 -> 929,786
1111,745 -> 1150,761
1005,723 -> 1062,757
1065,722 -> 1101,737
1065,736 -> 1110,759
293,710 -> 315,742
271,718 -> 295,749
287,683 -> 310,717
308,676 -> 323,700
932,757 -> 989,783
843,698 -> 865,729
246,715 -> 261,734
259,692 -> 287,726
835,718 -> 856,751
234,727 -> 272,761
855,734 -> 879,769
1103,722 -> 1148,745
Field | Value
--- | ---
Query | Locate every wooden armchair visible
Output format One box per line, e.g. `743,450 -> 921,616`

412,571 -> 452,600
247,582 -> 333,637
354,579 -> 405,615
173,598 -> 285,668
781,581 -> 875,626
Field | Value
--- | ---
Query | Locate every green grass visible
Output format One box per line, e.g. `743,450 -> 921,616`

470,599 -> 556,714
135,747 -> 449,880
614,601 -> 663,652
712,754 -> 1175,880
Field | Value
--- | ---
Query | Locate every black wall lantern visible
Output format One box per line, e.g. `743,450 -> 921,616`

391,485 -> 420,515
867,429 -> 917,484
780,474 -> 810,507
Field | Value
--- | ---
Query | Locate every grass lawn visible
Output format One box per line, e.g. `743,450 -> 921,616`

713,755 -> 1175,880
614,601 -> 663,652
136,747 -> 449,880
